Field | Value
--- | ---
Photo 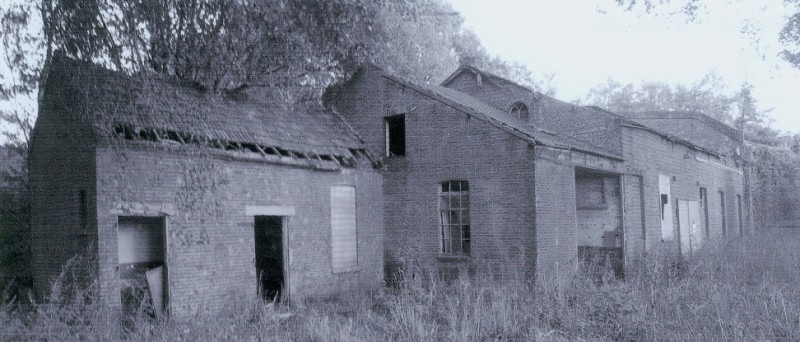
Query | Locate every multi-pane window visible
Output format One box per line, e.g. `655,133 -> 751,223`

439,180 -> 470,255
509,102 -> 529,121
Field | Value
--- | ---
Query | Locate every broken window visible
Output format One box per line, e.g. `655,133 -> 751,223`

385,114 -> 406,157
576,177 -> 606,209
509,102 -> 529,121
331,185 -> 358,272
439,180 -> 470,256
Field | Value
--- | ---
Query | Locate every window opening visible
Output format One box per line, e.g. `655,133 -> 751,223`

385,115 -> 406,157
78,190 -> 88,233
439,180 -> 470,255
509,102 -> 529,121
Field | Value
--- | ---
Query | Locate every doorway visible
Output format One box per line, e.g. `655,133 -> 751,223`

254,216 -> 284,301
117,216 -> 167,317
677,200 -> 702,256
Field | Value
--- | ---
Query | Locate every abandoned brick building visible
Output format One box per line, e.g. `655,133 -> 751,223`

29,55 -> 384,315
328,65 -> 748,279
30,56 -> 749,314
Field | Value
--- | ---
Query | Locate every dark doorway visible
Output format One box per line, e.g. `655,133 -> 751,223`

254,216 -> 284,301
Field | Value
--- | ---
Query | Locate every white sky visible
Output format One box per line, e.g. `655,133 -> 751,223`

2,1 -> 799,143
448,0 -> 800,133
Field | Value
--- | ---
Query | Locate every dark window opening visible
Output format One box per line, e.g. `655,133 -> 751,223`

660,194 -> 669,220
78,190 -> 88,233
385,115 -> 406,157
509,102 -> 529,121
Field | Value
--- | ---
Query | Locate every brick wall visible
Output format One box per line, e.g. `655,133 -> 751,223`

29,75 -> 99,298
92,145 -> 383,315
533,158 -> 578,278
443,71 -> 624,156
335,68 -> 538,280
621,127 -> 746,259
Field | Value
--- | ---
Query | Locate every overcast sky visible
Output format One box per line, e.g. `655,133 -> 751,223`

448,0 -> 800,133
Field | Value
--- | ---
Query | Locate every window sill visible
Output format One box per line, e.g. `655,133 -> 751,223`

437,255 -> 471,262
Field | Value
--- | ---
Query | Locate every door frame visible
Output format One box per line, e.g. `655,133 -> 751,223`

116,215 -> 170,316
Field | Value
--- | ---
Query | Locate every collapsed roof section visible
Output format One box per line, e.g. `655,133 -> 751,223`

42,53 -> 374,171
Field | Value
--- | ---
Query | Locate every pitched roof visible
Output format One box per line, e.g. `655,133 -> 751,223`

442,65 -> 730,157
377,69 -> 623,160
0,145 -> 23,188
43,53 -> 369,170
619,110 -> 742,154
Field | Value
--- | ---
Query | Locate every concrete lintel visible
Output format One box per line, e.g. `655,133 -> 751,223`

109,202 -> 175,216
245,205 -> 296,216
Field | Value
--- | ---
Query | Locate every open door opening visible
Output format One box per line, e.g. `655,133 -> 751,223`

575,169 -> 624,279
254,216 -> 284,301
118,216 -> 167,319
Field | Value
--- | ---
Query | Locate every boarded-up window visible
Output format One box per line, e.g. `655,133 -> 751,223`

331,185 -> 357,272
439,180 -> 470,255
576,176 -> 606,209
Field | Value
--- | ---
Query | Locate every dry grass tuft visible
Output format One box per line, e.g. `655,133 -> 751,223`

2,230 -> 799,341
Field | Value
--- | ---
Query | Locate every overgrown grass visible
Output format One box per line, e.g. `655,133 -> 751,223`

2,230 -> 799,341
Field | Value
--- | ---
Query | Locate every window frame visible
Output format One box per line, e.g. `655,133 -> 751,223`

438,180 -> 471,257
509,102 -> 529,121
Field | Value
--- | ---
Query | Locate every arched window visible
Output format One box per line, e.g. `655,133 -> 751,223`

509,102 -> 529,121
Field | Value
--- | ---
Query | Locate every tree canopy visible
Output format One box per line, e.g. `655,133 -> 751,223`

582,74 -> 781,145
0,0 -> 552,146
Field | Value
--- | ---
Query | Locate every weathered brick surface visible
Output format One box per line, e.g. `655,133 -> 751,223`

533,158 -> 577,277
92,145 -> 383,314
29,79 -> 99,298
621,127 -> 746,261
335,68 -> 538,278
441,66 -> 747,273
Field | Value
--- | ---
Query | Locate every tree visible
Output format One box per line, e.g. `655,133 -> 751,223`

611,0 -> 800,69
583,72 -> 737,124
